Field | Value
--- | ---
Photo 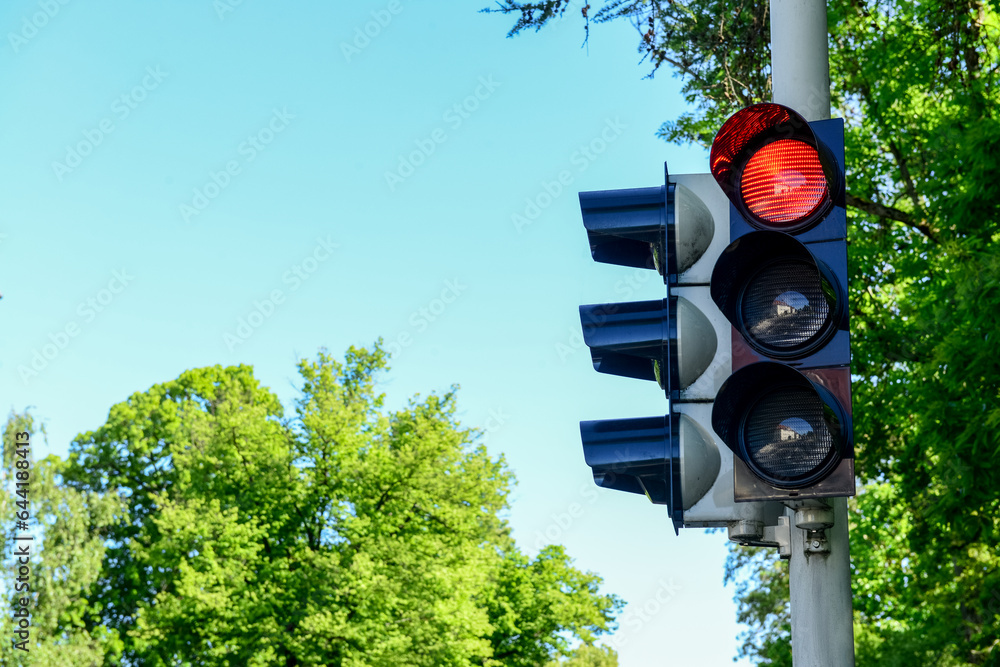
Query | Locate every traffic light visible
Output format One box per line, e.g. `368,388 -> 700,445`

708,103 -> 854,501
575,103 -> 853,532
577,166 -> 782,536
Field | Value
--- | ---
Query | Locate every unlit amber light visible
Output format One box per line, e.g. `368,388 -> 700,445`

740,140 -> 828,226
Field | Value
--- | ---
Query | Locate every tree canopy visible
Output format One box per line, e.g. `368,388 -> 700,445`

2,344 -> 621,665
485,0 -> 1000,663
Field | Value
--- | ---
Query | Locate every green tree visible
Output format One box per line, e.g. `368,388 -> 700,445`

724,547 -> 791,667
485,1 -> 1000,664
42,343 -> 621,665
484,545 -> 620,666
545,643 -> 618,666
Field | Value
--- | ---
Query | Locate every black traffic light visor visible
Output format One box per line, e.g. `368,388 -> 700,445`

579,300 -> 668,383
579,185 -> 666,274
580,416 -> 675,507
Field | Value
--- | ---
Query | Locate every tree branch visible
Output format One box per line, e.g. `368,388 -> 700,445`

846,192 -> 938,242
886,139 -> 925,212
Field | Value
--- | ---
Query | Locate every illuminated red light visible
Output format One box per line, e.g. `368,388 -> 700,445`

740,140 -> 828,226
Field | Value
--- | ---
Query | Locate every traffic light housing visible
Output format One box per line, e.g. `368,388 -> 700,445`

709,103 -> 854,501
575,102 -> 854,534
577,166 -> 782,535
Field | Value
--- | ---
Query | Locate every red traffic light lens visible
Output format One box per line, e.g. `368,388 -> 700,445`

710,103 -> 839,232
740,140 -> 828,226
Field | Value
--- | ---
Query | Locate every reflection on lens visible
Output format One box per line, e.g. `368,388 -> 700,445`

745,387 -> 835,481
741,261 -> 831,351
740,139 -> 828,225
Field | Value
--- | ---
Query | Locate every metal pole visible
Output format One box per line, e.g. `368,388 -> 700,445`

770,0 -> 831,121
769,0 -> 855,664
785,499 -> 855,666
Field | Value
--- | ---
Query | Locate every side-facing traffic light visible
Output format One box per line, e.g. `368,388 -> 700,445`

708,103 -> 854,501
577,165 -> 782,536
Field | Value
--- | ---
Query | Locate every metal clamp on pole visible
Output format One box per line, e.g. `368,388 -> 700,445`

729,516 -> 792,559
789,501 -> 835,555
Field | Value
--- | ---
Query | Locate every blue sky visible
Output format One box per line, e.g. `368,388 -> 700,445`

0,2 -> 752,664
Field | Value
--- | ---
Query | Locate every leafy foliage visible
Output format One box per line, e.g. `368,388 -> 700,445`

545,643 -> 619,666
487,0 -> 1000,663
482,0 -> 770,144
6,344 -> 621,665
483,545 -> 621,666
724,547 -> 791,666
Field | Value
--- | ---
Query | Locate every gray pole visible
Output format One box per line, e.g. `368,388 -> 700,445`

769,0 -> 856,665
770,0 -> 831,120
785,499 -> 855,666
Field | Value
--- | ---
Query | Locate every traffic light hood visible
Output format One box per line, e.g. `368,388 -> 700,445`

580,413 -> 721,531
579,297 -> 718,392
579,165 -> 715,281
